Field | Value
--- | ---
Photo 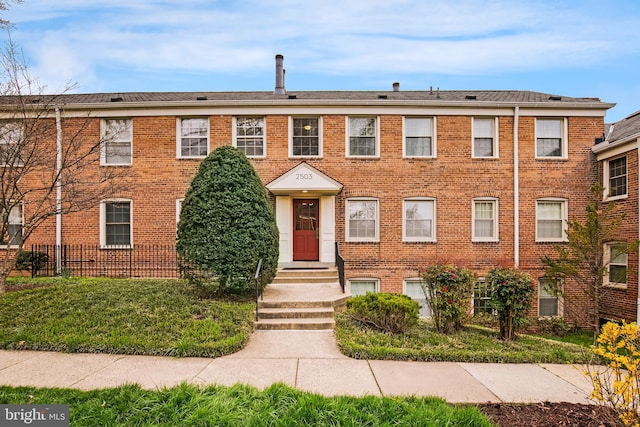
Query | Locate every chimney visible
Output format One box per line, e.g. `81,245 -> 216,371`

392,82 -> 400,92
274,54 -> 286,95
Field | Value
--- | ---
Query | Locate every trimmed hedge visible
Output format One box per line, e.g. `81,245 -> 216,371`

346,293 -> 419,334
176,146 -> 279,295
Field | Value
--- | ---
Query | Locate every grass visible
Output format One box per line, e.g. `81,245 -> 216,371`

0,383 -> 493,427
541,329 -> 596,347
335,313 -> 593,364
0,277 -> 255,357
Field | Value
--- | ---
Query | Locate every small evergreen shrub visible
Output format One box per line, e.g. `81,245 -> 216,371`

487,267 -> 534,341
420,264 -> 476,334
14,250 -> 49,275
346,293 -> 419,334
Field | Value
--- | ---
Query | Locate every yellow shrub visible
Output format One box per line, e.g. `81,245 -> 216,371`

588,321 -> 640,427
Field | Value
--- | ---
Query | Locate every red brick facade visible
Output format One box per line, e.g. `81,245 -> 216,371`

12,88 -> 615,325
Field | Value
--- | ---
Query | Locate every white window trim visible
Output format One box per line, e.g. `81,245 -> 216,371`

402,197 -> 436,242
348,278 -> 379,296
346,198 -> 380,242
603,156 -> 628,201
402,116 -> 437,158
233,116 -> 267,159
535,198 -> 568,242
604,242 -> 628,288
535,117 -> 568,159
472,278 -> 495,315
471,117 -> 499,159
100,199 -> 133,248
176,117 -> 210,159
345,116 -> 380,158
176,198 -> 184,228
538,277 -> 563,317
0,202 -> 23,248
289,116 -> 323,158
404,278 -> 431,318
472,198 -> 499,242
100,119 -> 133,166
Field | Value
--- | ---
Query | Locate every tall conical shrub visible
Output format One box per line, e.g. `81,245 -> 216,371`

177,146 -> 279,295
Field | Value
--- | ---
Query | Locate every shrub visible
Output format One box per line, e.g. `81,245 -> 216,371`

14,250 -> 49,275
587,321 -> 640,427
346,293 -> 419,334
420,264 -> 475,334
487,267 -> 534,341
176,146 -> 279,296
534,317 -> 574,337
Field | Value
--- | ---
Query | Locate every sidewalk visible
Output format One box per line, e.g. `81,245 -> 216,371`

0,330 -> 595,404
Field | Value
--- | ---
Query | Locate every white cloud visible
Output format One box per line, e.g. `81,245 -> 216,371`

3,0 -> 640,91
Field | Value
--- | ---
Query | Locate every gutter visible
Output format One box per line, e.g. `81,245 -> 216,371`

55,108 -> 62,275
514,106 -> 520,268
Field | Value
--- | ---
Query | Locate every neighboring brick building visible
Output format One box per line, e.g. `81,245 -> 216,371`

592,111 -> 640,323
3,56 -> 616,324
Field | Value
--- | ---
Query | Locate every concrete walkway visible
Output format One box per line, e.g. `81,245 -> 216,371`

0,330 -> 596,404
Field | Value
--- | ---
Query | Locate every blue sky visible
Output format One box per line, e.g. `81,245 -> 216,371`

4,0 -> 640,122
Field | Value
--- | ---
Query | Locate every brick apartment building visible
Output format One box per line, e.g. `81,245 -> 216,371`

3,56 -> 617,323
592,111 -> 640,323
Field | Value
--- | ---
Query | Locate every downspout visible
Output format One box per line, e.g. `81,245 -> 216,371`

637,140 -> 640,323
55,108 -> 62,275
513,106 -> 520,268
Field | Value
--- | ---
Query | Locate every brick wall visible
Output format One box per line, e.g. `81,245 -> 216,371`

23,111 -> 607,325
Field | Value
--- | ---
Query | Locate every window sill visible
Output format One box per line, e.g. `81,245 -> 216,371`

604,283 -> 627,290
535,156 -> 568,161
100,245 -> 134,250
536,239 -> 568,243
403,239 -> 437,243
177,156 -> 207,160
345,239 -> 380,244
605,194 -> 628,202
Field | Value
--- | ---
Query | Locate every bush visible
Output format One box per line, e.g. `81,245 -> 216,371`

487,267 -> 534,341
534,317 -> 574,337
14,250 -> 49,275
420,265 -> 476,334
587,321 -> 640,427
346,293 -> 419,334
176,146 -> 279,296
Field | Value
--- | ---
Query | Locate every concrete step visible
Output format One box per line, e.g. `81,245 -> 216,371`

271,267 -> 339,285
258,299 -> 335,309
255,318 -> 336,330
257,307 -> 334,320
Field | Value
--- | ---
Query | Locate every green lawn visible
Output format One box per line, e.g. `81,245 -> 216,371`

0,383 -> 493,427
0,277 -> 254,357
335,313 -> 593,364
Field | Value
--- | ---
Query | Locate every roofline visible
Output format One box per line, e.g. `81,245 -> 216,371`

592,132 -> 640,155
51,99 -> 615,112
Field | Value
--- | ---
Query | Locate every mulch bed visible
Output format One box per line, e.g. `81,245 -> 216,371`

477,402 -> 620,427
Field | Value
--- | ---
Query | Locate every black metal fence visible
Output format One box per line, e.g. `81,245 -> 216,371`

24,244 -> 181,278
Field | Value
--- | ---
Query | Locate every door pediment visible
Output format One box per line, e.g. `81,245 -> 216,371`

266,162 -> 343,195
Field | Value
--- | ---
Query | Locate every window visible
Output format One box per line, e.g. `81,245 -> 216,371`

607,157 -> 627,198
473,118 -> 497,158
178,118 -> 208,158
349,279 -> 378,297
291,117 -> 320,157
473,199 -> 498,242
473,279 -> 493,315
605,243 -> 628,286
404,117 -> 434,157
405,279 -> 431,317
102,119 -> 132,165
347,117 -> 378,157
1,204 -> 22,246
346,199 -> 379,242
101,200 -> 132,247
403,198 -> 435,242
176,199 -> 183,227
539,277 -> 560,317
536,200 -> 567,242
536,118 -> 565,158
0,122 -> 23,166
235,117 -> 265,157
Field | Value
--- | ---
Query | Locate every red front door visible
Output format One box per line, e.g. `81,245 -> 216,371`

293,199 -> 319,261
